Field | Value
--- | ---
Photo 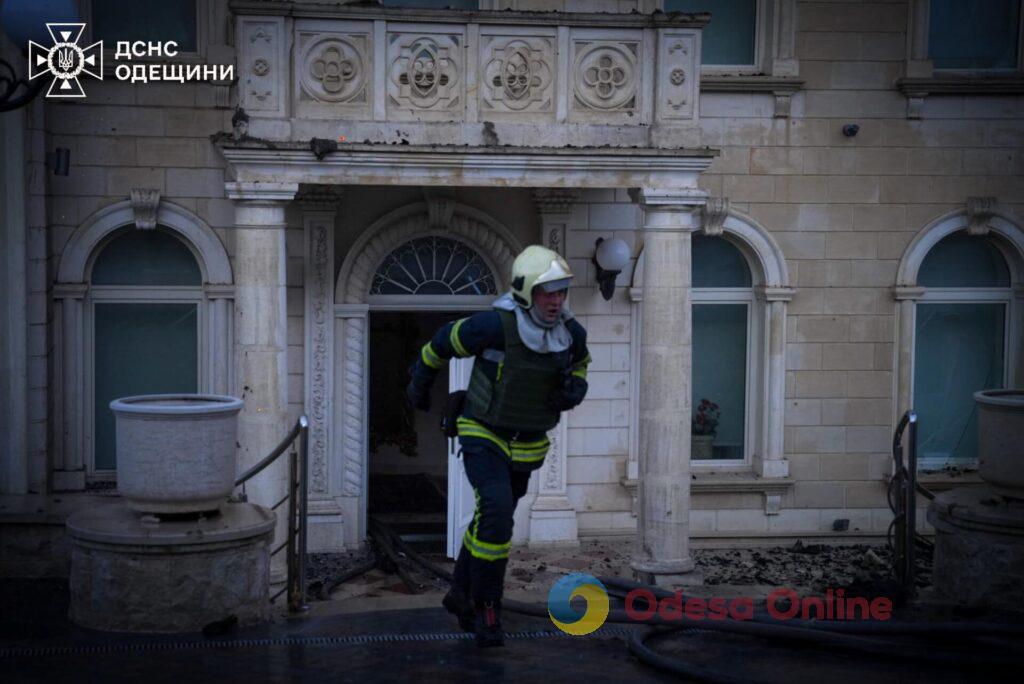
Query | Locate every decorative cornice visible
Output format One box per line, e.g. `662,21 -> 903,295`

224,181 -> 299,202
129,189 -> 161,230
228,2 -> 711,28
896,76 -> 1024,96
632,187 -> 709,207
218,145 -> 715,191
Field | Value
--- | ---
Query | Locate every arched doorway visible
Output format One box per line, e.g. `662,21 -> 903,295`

332,200 -> 521,548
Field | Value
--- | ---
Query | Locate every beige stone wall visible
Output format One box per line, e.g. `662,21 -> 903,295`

35,0 -> 1023,543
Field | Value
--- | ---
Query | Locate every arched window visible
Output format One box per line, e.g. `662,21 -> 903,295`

913,232 -> 1012,466
88,228 -> 205,472
692,235 -> 755,461
369,236 -> 498,296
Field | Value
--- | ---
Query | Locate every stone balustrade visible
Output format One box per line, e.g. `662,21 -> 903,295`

234,4 -> 707,146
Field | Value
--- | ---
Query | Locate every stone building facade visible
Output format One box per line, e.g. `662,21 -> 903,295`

1,0 -> 1022,568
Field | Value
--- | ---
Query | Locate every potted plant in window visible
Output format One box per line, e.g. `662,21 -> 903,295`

691,398 -> 720,460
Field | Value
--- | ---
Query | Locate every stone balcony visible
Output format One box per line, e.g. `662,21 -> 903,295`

233,2 -> 709,148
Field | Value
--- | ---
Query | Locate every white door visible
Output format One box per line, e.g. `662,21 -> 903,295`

447,357 -> 476,558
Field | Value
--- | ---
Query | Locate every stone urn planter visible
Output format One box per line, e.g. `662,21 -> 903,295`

110,394 -> 244,515
692,434 -> 715,460
974,389 -> 1024,499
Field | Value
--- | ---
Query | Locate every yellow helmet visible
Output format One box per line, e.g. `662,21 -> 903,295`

510,245 -> 574,308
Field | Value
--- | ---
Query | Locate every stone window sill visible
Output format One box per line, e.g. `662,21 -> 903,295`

621,470 -> 793,515
884,468 -> 984,494
699,75 -> 805,118
895,75 -> 1024,118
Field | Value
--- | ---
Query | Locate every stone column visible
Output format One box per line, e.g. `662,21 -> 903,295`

630,188 -> 706,585
53,284 -> 88,492
225,181 -> 298,579
528,189 -> 579,547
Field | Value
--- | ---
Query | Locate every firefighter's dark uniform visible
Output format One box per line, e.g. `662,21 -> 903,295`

409,307 -> 590,604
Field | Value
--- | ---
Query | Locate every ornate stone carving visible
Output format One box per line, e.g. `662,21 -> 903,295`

308,222 -> 331,494
388,34 -> 462,113
341,316 -> 365,497
300,36 -> 367,104
656,32 -> 698,122
129,189 -> 160,230
573,41 -> 638,112
240,18 -> 284,115
427,196 -> 456,229
702,197 -> 730,236
481,36 -> 554,114
966,197 -> 997,236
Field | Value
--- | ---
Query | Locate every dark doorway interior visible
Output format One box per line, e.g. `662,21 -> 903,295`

368,312 -> 461,552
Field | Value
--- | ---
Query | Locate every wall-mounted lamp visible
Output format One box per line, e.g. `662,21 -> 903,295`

592,237 -> 631,301
46,147 -> 70,176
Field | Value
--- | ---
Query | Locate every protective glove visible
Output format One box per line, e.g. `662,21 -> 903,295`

548,374 -> 588,412
406,361 -> 437,412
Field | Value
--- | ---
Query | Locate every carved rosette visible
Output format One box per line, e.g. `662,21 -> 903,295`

388,35 -> 461,111
300,35 -> 367,104
482,37 -> 554,113
572,41 -> 638,112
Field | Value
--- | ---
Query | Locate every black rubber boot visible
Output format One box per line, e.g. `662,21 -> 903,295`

442,586 -> 475,633
474,600 -> 504,648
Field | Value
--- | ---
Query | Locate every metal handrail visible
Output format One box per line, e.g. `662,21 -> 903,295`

889,410 -> 918,596
234,414 -> 309,613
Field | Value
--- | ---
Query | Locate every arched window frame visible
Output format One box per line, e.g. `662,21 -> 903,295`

629,208 -> 793,479
53,199 -> 233,488
894,208 -> 1024,471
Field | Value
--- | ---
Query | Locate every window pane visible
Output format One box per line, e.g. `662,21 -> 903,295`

918,233 -> 1010,288
914,303 -> 1005,465
370,236 -> 497,295
92,229 -> 202,286
666,0 -> 756,66
692,304 -> 747,460
94,303 -> 198,470
692,235 -> 752,287
92,0 -> 198,53
380,0 -> 477,8
929,0 -> 1020,70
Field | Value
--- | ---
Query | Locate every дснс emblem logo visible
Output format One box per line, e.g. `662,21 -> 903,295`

28,23 -> 103,98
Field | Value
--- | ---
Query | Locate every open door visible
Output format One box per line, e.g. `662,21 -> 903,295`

447,357 -> 476,558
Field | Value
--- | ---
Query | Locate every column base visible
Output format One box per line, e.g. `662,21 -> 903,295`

528,498 -> 579,547
630,555 -> 696,575
307,499 -> 346,553
633,568 -> 705,588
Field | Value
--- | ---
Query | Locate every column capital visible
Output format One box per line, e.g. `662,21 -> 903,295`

225,181 -> 299,203
631,187 -> 708,209
893,285 -> 925,301
296,184 -> 345,211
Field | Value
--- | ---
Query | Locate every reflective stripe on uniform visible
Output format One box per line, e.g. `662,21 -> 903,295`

462,488 -> 512,561
421,342 -> 445,370
450,318 -> 470,357
571,353 -> 591,380
456,417 -> 550,465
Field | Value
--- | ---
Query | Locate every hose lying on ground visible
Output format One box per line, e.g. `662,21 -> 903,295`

333,519 -> 1024,681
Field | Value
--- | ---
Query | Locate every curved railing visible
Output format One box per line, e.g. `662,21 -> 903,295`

235,415 -> 309,613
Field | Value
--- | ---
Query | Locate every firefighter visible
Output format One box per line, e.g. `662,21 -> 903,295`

406,245 -> 591,647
